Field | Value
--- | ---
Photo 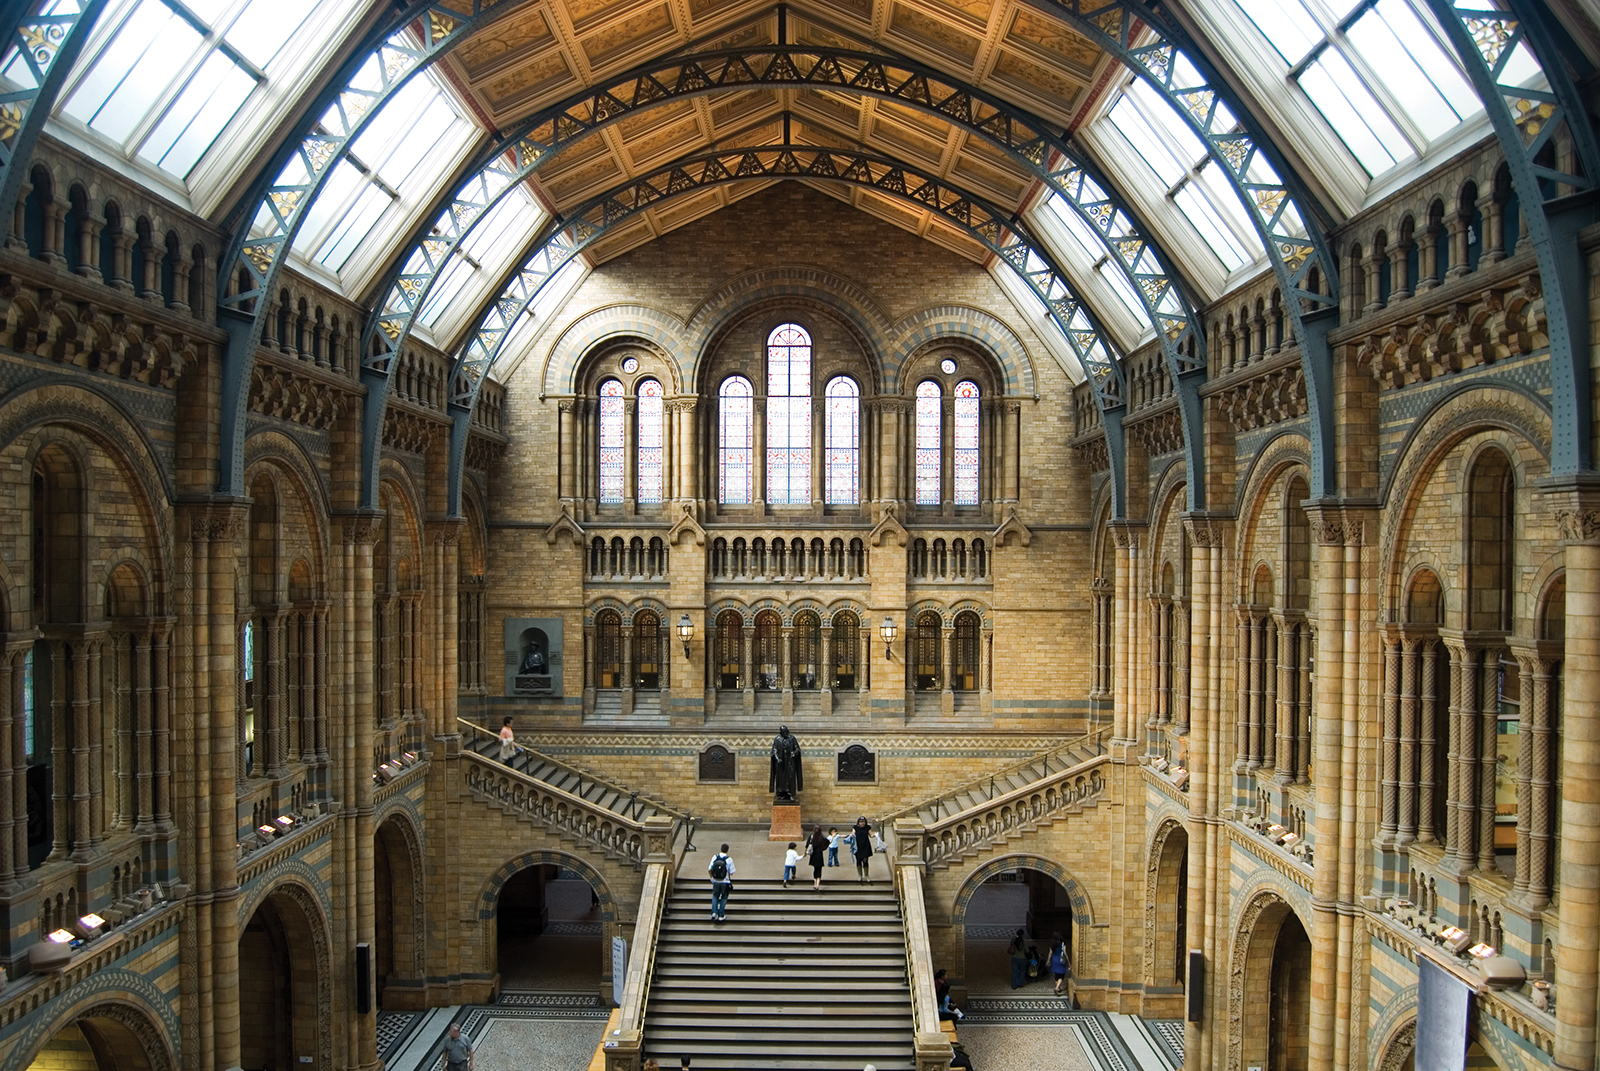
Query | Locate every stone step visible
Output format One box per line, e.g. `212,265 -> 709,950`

645,875 -> 914,1068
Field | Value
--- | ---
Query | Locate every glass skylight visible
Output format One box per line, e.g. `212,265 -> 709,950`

289,70 -> 477,277
17,0 -> 327,180
1232,0 -> 1537,176
1100,80 -> 1263,274
419,185 -> 548,338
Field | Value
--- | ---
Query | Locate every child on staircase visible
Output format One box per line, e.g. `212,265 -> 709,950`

783,842 -> 800,887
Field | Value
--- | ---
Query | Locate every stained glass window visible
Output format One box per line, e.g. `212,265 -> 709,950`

22,646 -> 35,760
637,379 -> 663,504
825,376 -> 859,505
915,381 -> 942,506
954,380 -> 980,506
598,379 -> 624,504
719,376 -> 753,504
766,324 -> 811,505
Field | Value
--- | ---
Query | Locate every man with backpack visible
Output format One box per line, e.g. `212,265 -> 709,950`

708,844 -> 735,921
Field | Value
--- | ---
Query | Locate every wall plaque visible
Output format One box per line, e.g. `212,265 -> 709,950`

698,744 -> 737,782
837,744 -> 876,783
504,617 -> 564,696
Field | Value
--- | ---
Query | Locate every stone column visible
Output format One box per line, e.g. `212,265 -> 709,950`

743,625 -> 755,715
1553,500 -> 1600,1071
753,393 -> 766,509
1378,633 -> 1401,850
559,400 -> 576,502
0,645 -> 18,888
780,626 -> 793,719
1397,637 -> 1418,847
1526,651 -> 1555,906
1179,515 -> 1215,1069
341,512 -> 383,1071
1306,509 -> 1347,1071
1477,650 -> 1499,873
133,626 -> 154,831
1417,639 -> 1438,842
1006,400 -> 1022,504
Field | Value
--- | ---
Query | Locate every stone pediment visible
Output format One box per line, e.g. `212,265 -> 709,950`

668,502 -> 706,546
869,503 -> 909,547
544,503 -> 584,546
993,507 -> 1031,547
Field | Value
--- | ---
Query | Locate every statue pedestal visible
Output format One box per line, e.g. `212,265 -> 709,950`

769,804 -> 802,842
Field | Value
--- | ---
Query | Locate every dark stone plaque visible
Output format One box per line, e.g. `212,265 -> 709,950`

837,744 -> 876,783
698,744 -> 736,782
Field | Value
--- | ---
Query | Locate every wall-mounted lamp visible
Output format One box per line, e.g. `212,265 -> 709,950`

677,614 -> 694,659
880,616 -> 897,659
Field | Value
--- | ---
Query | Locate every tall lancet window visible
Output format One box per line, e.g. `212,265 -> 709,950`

598,379 -> 625,504
719,376 -> 754,504
915,380 -> 942,506
637,379 -> 664,504
825,376 -> 859,504
766,323 -> 812,505
954,380 -> 980,506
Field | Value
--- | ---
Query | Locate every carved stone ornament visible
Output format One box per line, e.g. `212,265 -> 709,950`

1110,521 -> 1145,551
698,744 -> 736,782
668,502 -> 707,547
339,512 -> 383,545
544,504 -> 584,547
1183,515 -> 1229,548
870,502 -> 909,548
1555,508 -> 1600,544
993,506 -> 1032,547
1313,517 -> 1365,547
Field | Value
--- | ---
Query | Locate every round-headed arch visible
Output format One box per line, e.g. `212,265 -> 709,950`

949,854 -> 1095,929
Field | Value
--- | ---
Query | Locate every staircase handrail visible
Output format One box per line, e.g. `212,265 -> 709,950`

458,730 -> 687,870
876,724 -> 1110,829
894,824 -> 955,1069
457,718 -> 690,821
607,841 -> 673,1070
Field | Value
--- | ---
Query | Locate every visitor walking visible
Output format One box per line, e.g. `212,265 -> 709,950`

1049,931 -> 1068,995
808,824 -> 828,890
708,844 -> 735,921
497,717 -> 517,761
852,816 -> 874,884
827,826 -> 841,867
442,1024 -> 473,1071
1007,929 -> 1027,989
783,842 -> 799,887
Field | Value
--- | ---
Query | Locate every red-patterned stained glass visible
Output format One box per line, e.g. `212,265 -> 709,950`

598,379 -> 624,504
915,380 -> 941,506
766,323 -> 811,505
637,379 -> 663,504
825,376 -> 859,504
719,376 -> 753,504
954,380 -> 980,506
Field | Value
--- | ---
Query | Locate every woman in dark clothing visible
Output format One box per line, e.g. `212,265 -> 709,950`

807,824 -> 829,890
1007,929 -> 1027,989
852,816 -> 874,884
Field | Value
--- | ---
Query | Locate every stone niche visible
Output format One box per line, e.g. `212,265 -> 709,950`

836,742 -> 877,784
505,617 -> 564,696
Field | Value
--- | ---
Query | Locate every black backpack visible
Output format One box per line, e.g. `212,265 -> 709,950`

710,855 -> 729,881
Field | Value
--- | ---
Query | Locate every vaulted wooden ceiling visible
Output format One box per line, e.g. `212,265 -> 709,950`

439,0 -> 1122,263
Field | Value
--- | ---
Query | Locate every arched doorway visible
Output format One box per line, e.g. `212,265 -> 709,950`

1233,893 -> 1311,1071
374,815 -> 423,1008
957,865 -> 1079,1000
239,887 -> 328,1071
1146,821 -> 1188,1017
495,864 -> 605,996
25,1007 -> 172,1071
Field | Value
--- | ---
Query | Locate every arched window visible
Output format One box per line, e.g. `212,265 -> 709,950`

637,379 -> 664,504
954,381 -> 980,506
793,611 -> 821,689
825,376 -> 859,505
831,612 -> 859,689
598,379 -> 625,504
754,610 -> 782,690
242,620 -> 257,774
767,324 -> 812,504
719,376 -> 754,504
913,610 -> 941,689
716,610 -> 743,689
634,611 -> 660,688
596,611 -> 622,688
915,381 -> 941,506
954,611 -> 980,690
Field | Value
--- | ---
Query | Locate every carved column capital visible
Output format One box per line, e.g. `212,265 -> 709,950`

336,509 -> 385,545
427,519 -> 463,547
1109,520 -> 1146,551
180,497 -> 249,544
1180,511 -> 1232,548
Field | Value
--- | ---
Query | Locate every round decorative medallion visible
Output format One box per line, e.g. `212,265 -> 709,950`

621,356 -> 639,373
941,357 -> 958,374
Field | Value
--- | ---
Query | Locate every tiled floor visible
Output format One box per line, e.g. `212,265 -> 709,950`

955,1023 -> 1099,1071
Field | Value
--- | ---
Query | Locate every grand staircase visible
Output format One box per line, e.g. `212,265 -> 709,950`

463,730 -> 681,826
908,733 -> 1106,825
643,877 -> 916,1070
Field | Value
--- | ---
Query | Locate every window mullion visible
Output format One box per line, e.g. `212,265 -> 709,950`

1322,33 -> 1431,152
120,38 -> 221,156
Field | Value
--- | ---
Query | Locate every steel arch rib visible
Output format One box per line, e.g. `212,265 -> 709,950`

1422,0 -> 1600,475
0,0 -> 112,248
209,0 -> 524,497
360,45 -> 1205,382
1008,0 -> 1347,498
435,144 -> 1134,518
